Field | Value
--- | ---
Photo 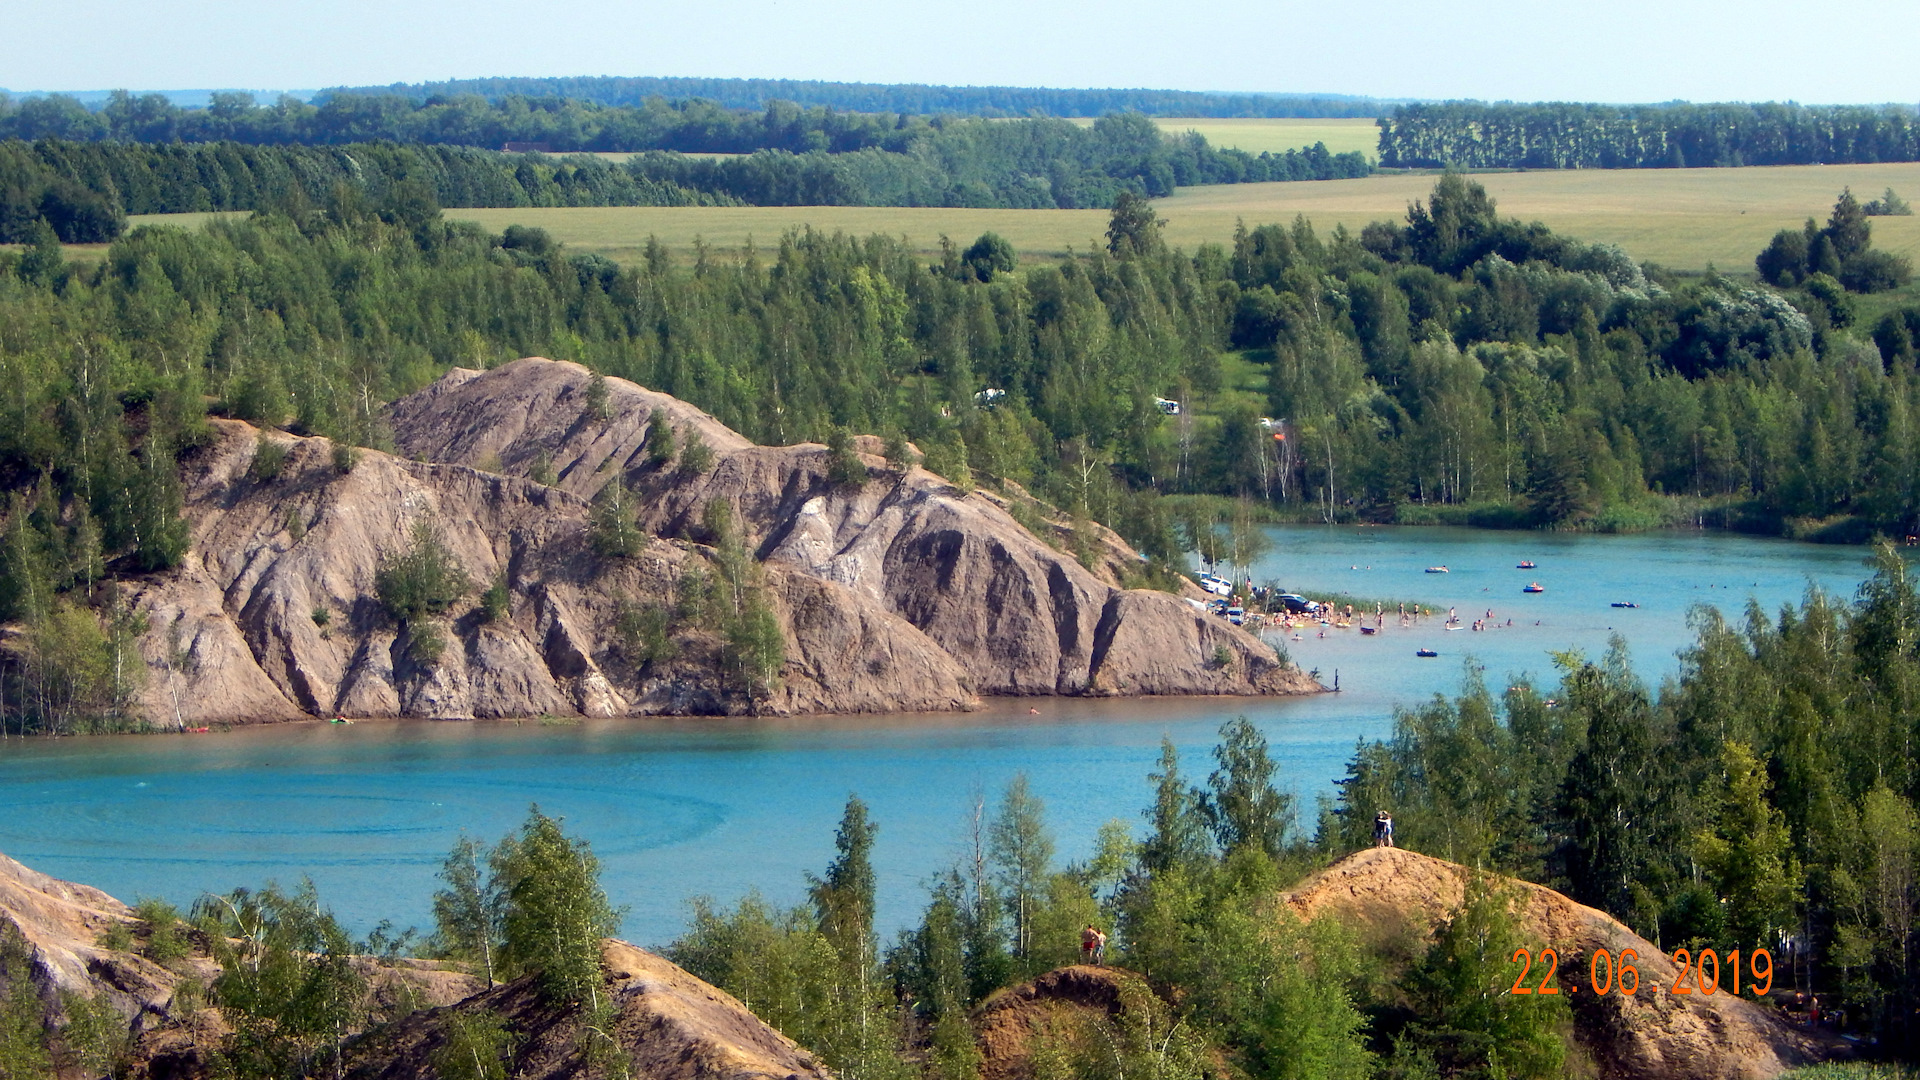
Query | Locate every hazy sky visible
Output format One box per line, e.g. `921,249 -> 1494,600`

6,0 -> 1918,104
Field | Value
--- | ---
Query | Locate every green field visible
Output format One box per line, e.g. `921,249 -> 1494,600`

115,160 -> 1920,272
1070,116 -> 1382,159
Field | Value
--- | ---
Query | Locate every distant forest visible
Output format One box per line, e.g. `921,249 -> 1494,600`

318,76 -> 1394,118
0,118 -> 1370,243
1379,101 -> 1920,169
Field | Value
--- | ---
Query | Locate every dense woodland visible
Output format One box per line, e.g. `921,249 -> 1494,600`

1378,102 -> 1920,169
2,175 -> 1920,729
0,114 -> 1367,243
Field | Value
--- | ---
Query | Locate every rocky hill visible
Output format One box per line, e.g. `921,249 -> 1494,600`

0,850 -> 828,1080
1286,848 -> 1842,1080
117,357 -> 1316,723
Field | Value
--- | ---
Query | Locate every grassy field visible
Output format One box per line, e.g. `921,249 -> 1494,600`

1157,162 -> 1920,269
114,161 -> 1920,272
1068,117 -> 1381,159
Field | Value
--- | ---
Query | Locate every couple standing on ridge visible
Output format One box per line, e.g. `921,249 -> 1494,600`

1081,925 -> 1107,965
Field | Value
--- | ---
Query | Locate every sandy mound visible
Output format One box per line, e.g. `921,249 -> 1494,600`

347,940 -> 832,1080
971,965 -> 1139,1080
1287,848 -> 1842,1080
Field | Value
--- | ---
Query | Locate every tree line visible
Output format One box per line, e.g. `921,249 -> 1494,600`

330,77 -> 1392,118
1378,101 -> 1920,169
0,112 -> 1368,243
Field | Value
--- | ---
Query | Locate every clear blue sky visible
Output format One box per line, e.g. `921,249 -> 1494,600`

7,0 -> 1918,104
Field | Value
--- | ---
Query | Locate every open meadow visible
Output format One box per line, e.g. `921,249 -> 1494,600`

111,161 -> 1920,272
1068,116 -> 1382,159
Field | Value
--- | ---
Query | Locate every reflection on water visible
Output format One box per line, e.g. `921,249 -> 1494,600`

0,526 -> 1885,944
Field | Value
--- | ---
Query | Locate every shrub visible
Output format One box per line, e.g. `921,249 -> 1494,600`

590,482 -> 644,558
480,573 -> 510,623
331,442 -> 358,474
248,438 -> 288,483
134,898 -> 190,963
825,426 -> 866,486
530,450 -> 556,486
645,409 -> 676,467
375,520 -> 470,623
405,621 -> 447,666
583,372 -> 612,422
679,429 -> 714,474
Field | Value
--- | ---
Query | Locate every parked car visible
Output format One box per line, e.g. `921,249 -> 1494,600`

1197,574 -> 1233,596
1228,606 -> 1245,625
1275,593 -> 1321,614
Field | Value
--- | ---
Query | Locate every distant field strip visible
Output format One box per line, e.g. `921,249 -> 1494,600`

1154,162 -> 1920,269
1066,117 -> 1382,159
123,161 -> 1920,271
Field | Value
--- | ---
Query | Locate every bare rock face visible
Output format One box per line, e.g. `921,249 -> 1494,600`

121,357 -> 1316,723
1285,848 -> 1843,1080
348,941 -> 833,1080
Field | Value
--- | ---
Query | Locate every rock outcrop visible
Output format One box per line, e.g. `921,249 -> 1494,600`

120,357 -> 1316,723
1285,848 -> 1843,1080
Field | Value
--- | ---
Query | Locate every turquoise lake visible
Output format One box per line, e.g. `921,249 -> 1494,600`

0,525 -> 1886,946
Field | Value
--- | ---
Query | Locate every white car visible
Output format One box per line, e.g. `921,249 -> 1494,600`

1198,574 -> 1233,596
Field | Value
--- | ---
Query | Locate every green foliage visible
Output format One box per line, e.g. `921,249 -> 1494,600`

589,481 -> 644,558
133,897 -> 190,964
480,573 -> 510,623
1107,191 -> 1164,257
824,426 -> 866,486
1691,740 -> 1802,948
330,442 -> 358,474
430,1010 -> 515,1080
1864,188 -> 1913,216
990,775 -> 1056,965
58,990 -> 132,1080
961,233 -> 1016,283
0,929 -> 51,1080
492,806 -> 623,1006
583,371 -> 612,422
374,520 -> 470,624
193,880 -> 367,1080
808,796 -> 878,967
1199,717 -> 1293,860
611,597 -> 677,668
432,835 -> 506,986
678,430 -> 714,475
1395,875 -> 1570,1080
644,410 -> 676,467
247,438 -> 288,483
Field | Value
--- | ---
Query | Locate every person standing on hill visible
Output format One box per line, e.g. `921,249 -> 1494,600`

1082,925 -> 1101,965
1374,811 -> 1394,848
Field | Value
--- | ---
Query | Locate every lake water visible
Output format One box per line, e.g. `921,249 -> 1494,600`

0,526 -> 1884,946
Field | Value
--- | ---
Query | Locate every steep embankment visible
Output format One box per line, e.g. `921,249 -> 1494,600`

971,965 -> 1140,1080
346,942 -> 833,1080
121,357 -> 1315,722
1287,848 -> 1841,1080
0,852 -> 828,1080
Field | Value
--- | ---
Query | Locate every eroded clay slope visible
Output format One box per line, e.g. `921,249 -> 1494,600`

384,358 -> 1315,701
130,421 -> 973,721
1286,848 -> 1840,1080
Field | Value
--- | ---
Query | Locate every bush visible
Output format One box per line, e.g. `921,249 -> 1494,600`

480,573 -> 510,623
134,897 -> 190,963
375,520 -> 470,623
331,442 -> 358,474
405,621 -> 448,666
645,409 -> 676,467
825,426 -> 866,486
248,438 -> 289,483
589,482 -> 643,558
1841,249 -> 1913,293
679,429 -> 714,474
